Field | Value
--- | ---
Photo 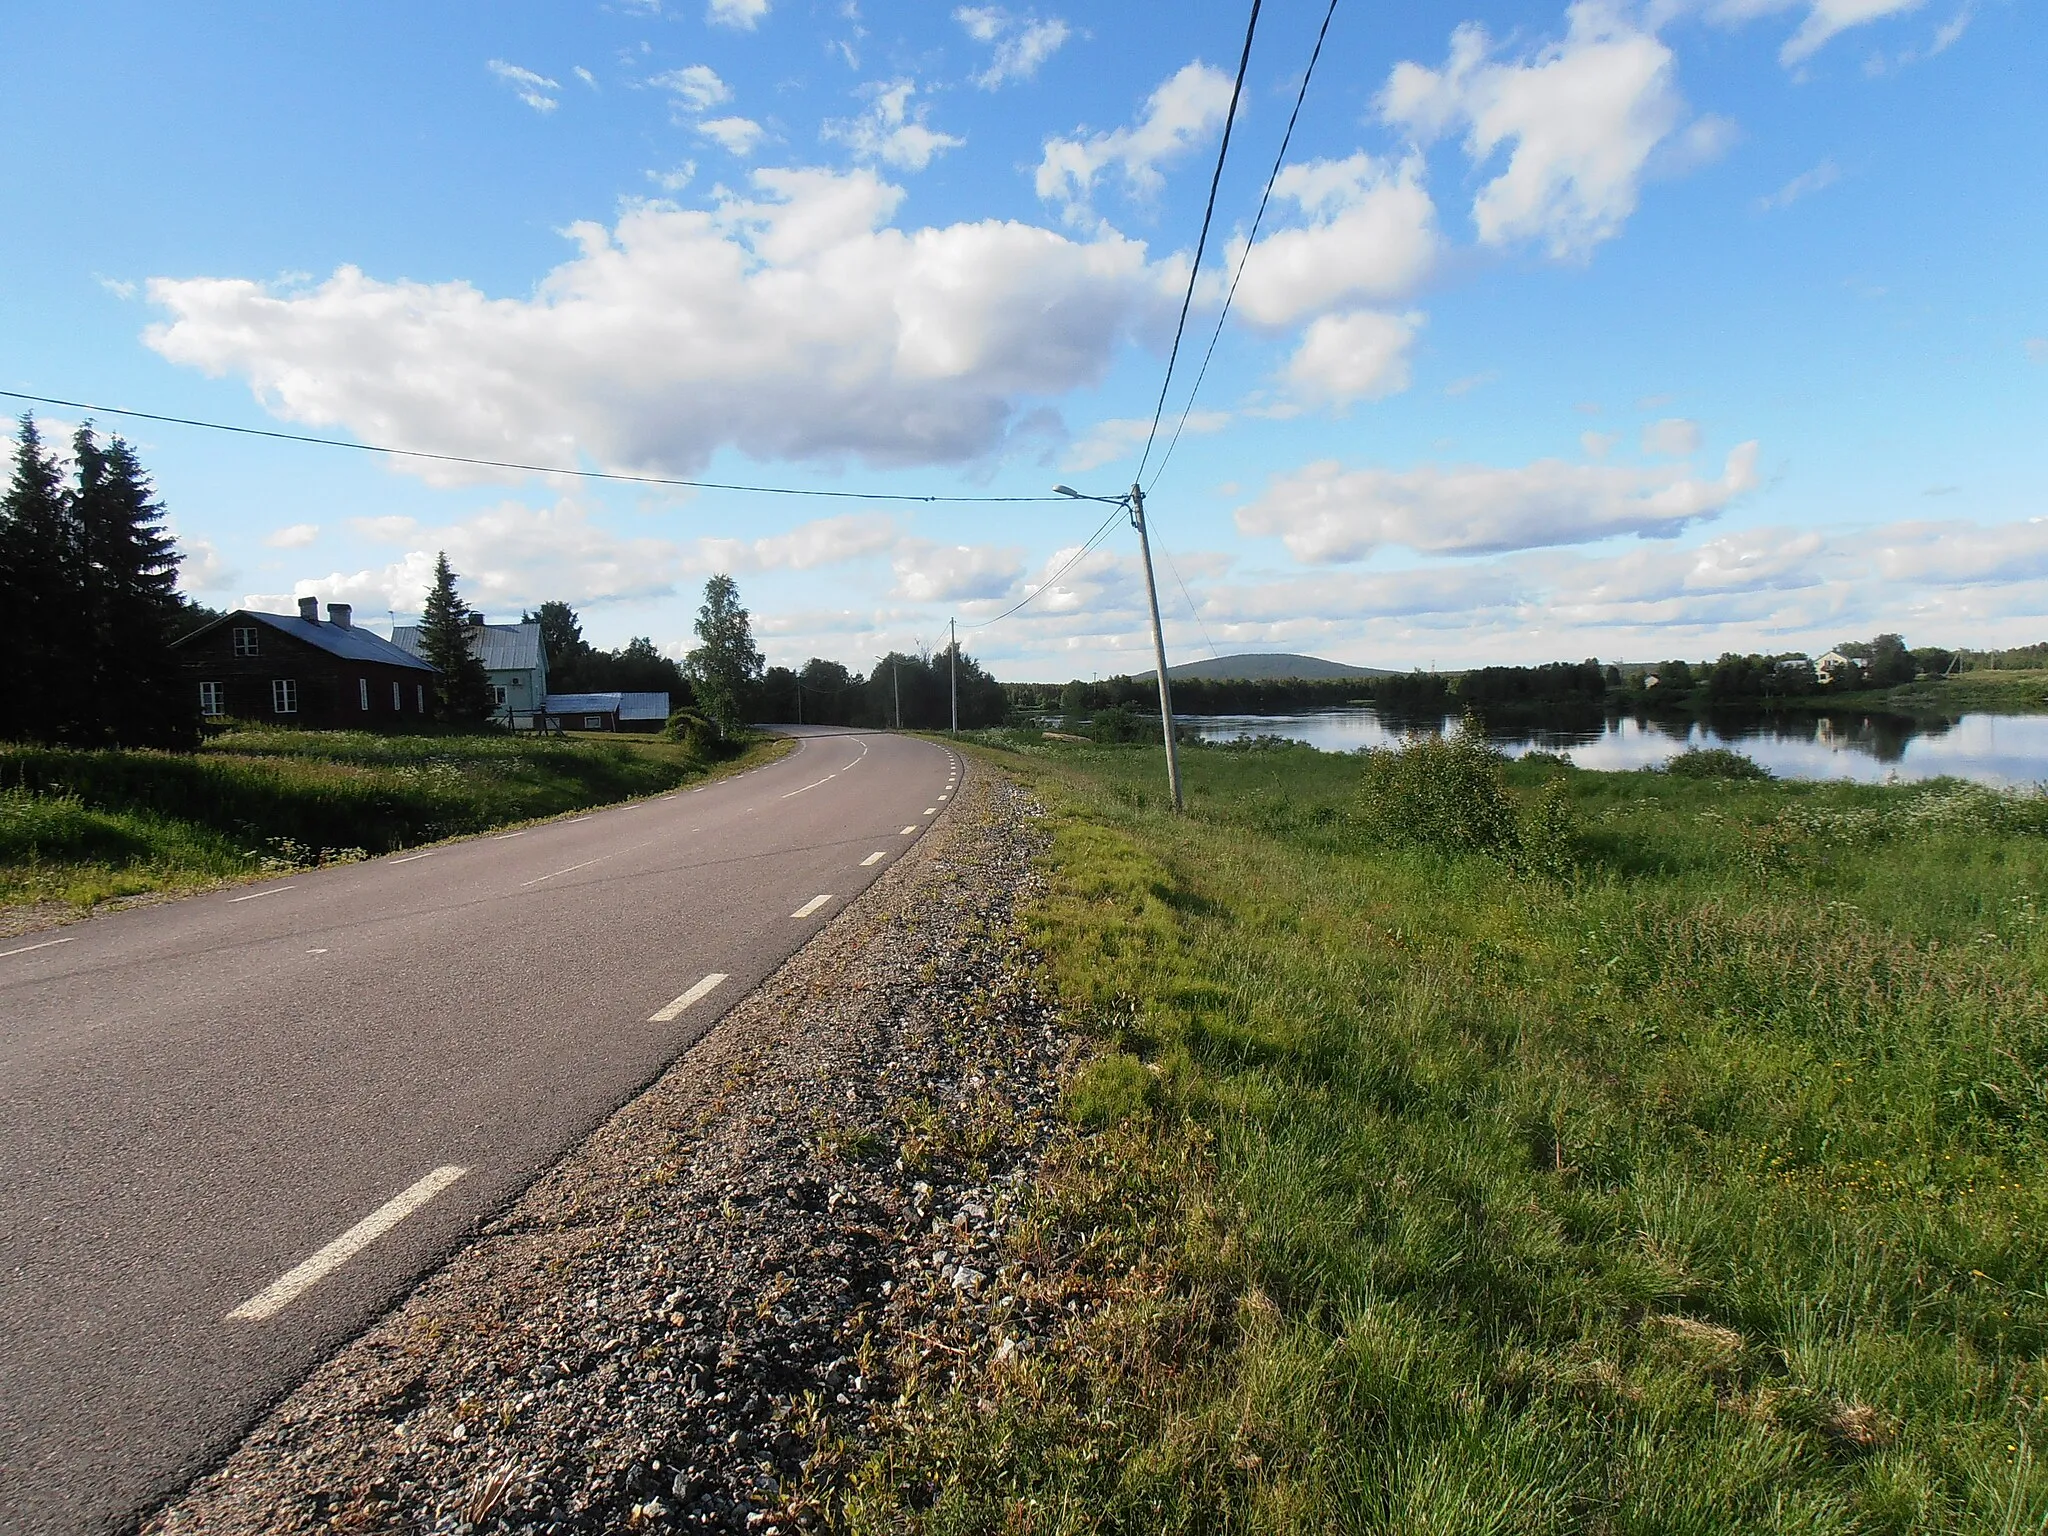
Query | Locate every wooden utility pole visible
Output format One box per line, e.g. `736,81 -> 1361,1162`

1129,483 -> 1184,812
949,618 -> 958,735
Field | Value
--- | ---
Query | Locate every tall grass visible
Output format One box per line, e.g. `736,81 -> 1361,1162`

0,725 -> 781,909
846,737 -> 2048,1533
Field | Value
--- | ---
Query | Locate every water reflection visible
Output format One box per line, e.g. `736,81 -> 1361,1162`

1180,708 -> 2048,787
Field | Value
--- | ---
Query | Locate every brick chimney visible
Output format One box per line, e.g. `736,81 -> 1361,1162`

298,596 -> 319,622
327,602 -> 352,629
467,611 -> 486,627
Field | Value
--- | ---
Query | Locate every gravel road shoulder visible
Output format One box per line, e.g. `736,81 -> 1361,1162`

146,758 -> 1074,1535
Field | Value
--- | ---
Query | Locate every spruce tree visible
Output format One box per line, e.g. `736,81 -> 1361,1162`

685,573 -> 763,738
418,551 -> 494,724
72,426 -> 196,748
0,416 -> 85,742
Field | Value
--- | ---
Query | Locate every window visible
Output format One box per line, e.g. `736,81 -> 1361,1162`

392,680 -> 402,710
584,715 -> 604,730
199,681 -> 224,716
232,626 -> 259,657
416,684 -> 425,713
490,684 -> 508,708
359,677 -> 370,710
271,679 -> 298,715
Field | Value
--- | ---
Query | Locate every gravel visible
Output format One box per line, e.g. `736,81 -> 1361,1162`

145,760 -> 1074,1535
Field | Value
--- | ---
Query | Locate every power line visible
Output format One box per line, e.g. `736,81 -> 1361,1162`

1160,544 -> 1222,661
965,500 -> 1127,631
1132,0 -> 1265,485
1151,0 -> 1339,491
0,389 -> 1065,505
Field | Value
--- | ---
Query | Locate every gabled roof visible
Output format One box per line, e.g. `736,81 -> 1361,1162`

176,610 -> 436,671
545,691 -> 671,720
390,621 -> 545,673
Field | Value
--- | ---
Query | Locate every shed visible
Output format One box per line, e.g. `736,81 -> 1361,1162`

171,599 -> 438,729
542,692 -> 671,733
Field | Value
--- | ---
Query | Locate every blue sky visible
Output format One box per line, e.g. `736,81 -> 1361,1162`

3,0 -> 2041,677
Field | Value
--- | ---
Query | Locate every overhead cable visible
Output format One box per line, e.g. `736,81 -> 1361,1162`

1131,0 -> 1265,485
965,500 -> 1128,631
1150,0 -> 1340,491
0,389 -> 1064,505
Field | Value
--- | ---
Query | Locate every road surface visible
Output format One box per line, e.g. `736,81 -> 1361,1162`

0,727 -> 961,1535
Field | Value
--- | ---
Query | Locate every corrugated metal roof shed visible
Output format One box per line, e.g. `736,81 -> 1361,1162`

544,692 -> 671,720
226,611 -> 437,671
389,621 -> 544,672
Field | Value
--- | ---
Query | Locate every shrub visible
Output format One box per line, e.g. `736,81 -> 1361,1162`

1091,707 -> 1145,744
1665,747 -> 1771,780
1357,732 -> 1521,856
663,709 -> 717,755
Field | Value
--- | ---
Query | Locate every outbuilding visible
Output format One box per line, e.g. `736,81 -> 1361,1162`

541,692 -> 671,733
172,599 -> 438,728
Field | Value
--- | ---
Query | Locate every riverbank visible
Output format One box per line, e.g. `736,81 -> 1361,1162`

843,735 -> 2048,1530
0,726 -> 789,926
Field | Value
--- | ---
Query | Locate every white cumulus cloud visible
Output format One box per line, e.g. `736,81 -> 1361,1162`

1037,61 -> 1234,214
693,513 -> 898,574
697,116 -> 765,156
891,539 -> 1027,602
1237,441 -> 1761,562
144,167 -> 1173,477
653,64 -> 731,112
1285,309 -> 1422,405
263,522 -> 321,549
823,80 -> 964,171
1228,153 -> 1439,327
1380,4 -> 1706,259
707,0 -> 769,30
487,59 -> 560,113
1063,410 -> 1229,473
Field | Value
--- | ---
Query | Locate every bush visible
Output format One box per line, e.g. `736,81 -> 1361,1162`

1664,747 -> 1771,780
1357,732 -> 1521,856
663,709 -> 717,755
1090,707 -> 1145,744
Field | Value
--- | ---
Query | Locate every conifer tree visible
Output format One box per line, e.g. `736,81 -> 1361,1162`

418,551 -> 494,723
686,574 -> 763,737
0,415 -> 80,741
72,426 -> 196,748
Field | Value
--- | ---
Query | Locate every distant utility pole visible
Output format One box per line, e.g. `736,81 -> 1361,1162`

1053,481 -> 1184,812
949,617 -> 958,735
893,660 -> 901,730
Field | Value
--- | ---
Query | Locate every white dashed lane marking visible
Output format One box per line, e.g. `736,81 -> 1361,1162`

226,1165 -> 468,1322
649,973 -> 728,1022
861,852 -> 887,866
387,850 -> 438,864
900,826 -> 918,836
227,886 -> 295,904
1,936 -> 75,959
791,894 -> 834,919
521,856 -> 608,887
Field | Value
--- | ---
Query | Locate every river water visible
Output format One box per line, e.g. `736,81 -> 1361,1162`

1179,709 -> 2048,787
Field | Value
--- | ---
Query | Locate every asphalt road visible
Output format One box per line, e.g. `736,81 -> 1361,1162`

0,727 -> 961,1535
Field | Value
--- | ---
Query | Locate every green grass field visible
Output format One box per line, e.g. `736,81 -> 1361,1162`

1823,669 -> 2048,717
0,725 -> 788,912
848,733 -> 2048,1533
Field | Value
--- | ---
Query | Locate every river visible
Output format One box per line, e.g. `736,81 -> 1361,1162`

1178,709 -> 2048,787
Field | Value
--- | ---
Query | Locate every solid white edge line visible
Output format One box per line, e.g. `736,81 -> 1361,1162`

227,1165 -> 468,1322
791,894 -> 833,919
227,886 -> 295,903
861,852 -> 887,866
649,972 -> 729,1022
0,935 -> 75,959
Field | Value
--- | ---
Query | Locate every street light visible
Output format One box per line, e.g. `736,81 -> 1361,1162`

1053,482 -> 1184,812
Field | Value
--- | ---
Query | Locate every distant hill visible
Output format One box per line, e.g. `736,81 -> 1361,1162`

1132,652 -> 1395,682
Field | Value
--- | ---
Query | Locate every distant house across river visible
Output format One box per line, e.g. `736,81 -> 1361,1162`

390,614 -> 548,724
172,598 -> 437,728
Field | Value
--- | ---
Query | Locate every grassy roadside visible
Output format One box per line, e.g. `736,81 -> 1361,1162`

846,735 -> 2048,1533
1819,669 -> 2048,717
0,726 -> 792,915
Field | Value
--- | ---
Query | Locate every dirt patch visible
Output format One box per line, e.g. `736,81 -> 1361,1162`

146,760 -> 1072,1534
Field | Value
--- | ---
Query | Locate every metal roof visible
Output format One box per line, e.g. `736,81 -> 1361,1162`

178,610 -> 437,671
544,692 -> 671,720
389,621 -> 544,673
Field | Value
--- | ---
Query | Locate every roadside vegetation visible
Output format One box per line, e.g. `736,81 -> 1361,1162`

0,725 -> 787,913
848,731 -> 2048,1532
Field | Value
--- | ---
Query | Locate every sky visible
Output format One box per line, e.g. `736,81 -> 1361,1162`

2,0 -> 2042,678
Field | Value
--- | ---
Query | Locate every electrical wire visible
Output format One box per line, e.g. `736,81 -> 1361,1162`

1149,0 -> 1339,492
1131,0 -> 1264,486
1160,544 -> 1222,661
0,389 -> 1065,505
965,499 -> 1128,631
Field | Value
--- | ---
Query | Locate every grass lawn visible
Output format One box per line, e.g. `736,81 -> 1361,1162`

0,725 -> 790,914
847,733 -> 2048,1533
1817,669 -> 2048,716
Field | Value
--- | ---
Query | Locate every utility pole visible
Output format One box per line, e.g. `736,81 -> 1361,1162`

949,618 -> 958,735
893,660 -> 901,730
1128,483 -> 1184,811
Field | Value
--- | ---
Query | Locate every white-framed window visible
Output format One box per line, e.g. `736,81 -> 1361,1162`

271,679 -> 298,715
392,680 -> 402,710
359,677 -> 370,710
416,684 -> 426,713
490,684 -> 509,708
232,626 -> 259,657
199,681 -> 224,716
584,714 -> 604,729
